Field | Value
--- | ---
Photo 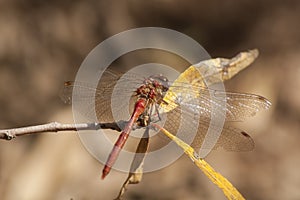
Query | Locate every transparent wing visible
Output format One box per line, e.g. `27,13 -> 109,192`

61,69 -> 270,123
60,70 -> 144,122
155,102 -> 255,154
61,68 -> 270,152
162,87 -> 271,122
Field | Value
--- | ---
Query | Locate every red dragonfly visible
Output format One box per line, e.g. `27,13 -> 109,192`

62,49 -> 271,180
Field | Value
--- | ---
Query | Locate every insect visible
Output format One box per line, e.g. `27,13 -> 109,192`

62,49 -> 271,181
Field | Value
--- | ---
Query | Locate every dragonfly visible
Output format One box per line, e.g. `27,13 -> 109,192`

62,49 -> 271,182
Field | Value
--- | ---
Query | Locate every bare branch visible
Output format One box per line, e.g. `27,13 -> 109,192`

0,121 -> 124,140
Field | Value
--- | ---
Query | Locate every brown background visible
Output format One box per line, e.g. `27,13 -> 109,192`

0,0 -> 299,199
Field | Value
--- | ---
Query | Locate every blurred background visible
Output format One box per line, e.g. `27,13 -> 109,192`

0,0 -> 299,199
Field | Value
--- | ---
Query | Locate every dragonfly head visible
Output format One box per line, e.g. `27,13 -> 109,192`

148,74 -> 169,92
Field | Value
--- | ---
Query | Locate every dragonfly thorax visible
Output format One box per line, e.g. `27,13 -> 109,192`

134,75 -> 169,127
136,75 -> 169,104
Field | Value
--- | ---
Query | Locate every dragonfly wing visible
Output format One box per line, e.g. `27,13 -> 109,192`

191,120 -> 255,152
215,91 -> 271,121
161,88 -> 271,122
61,70 -> 141,123
161,105 -> 254,154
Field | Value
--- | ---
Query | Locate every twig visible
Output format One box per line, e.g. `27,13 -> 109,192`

0,121 -> 124,140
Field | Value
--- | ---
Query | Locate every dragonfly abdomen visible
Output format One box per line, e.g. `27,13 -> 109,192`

102,98 -> 147,179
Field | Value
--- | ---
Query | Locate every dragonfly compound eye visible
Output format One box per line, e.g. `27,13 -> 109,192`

149,75 -> 169,91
